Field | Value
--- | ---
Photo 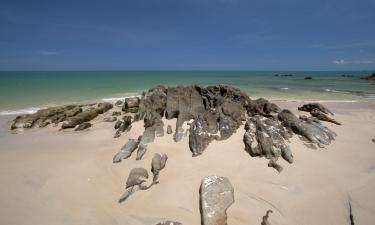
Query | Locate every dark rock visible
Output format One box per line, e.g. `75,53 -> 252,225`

310,109 -> 341,125
372,138 -> 375,143
200,176 -> 234,225
115,100 -> 123,107
122,97 -> 140,113
166,125 -> 173,134
75,122 -> 92,131
261,210 -> 273,225
278,109 -> 336,147
298,103 -> 334,115
113,138 -> 140,163
247,98 -> 280,117
114,115 -> 132,138
112,111 -> 121,116
304,76 -> 313,80
360,73 -> 375,80
11,105 -> 81,130
104,117 -> 117,122
61,102 -> 112,129
189,115 -> 216,156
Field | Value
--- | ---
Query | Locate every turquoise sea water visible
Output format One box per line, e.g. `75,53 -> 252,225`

0,71 -> 374,114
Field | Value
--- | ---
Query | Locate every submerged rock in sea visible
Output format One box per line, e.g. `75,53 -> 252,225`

200,176 -> 234,225
360,72 -> 375,80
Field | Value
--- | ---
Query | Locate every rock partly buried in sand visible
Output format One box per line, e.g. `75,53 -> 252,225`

166,125 -> 173,134
261,210 -> 273,225
119,167 -> 149,203
278,109 -> 336,147
113,137 -> 141,163
119,154 -> 167,203
11,105 -> 82,129
123,96 -> 140,113
243,115 -> 293,172
155,221 -> 182,225
360,72 -> 375,80
298,103 -> 334,115
75,122 -> 92,131
200,176 -> 234,225
61,102 -> 113,129
151,153 -> 168,182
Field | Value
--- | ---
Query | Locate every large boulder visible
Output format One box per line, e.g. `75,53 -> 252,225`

200,176 -> 234,225
122,97 -> 140,113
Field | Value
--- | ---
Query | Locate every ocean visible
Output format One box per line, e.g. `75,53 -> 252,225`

0,70 -> 374,115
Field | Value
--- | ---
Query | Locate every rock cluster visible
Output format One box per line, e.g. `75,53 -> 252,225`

11,103 -> 112,130
118,153 -> 167,203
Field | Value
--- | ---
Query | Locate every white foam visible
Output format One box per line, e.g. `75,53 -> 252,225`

280,87 -> 289,90
101,93 -> 141,102
0,107 -> 41,116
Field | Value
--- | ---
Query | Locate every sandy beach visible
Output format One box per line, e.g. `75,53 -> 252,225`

0,99 -> 374,225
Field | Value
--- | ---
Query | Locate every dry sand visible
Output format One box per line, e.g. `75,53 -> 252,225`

0,100 -> 374,225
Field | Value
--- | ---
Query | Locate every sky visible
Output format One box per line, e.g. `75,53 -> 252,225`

0,0 -> 374,71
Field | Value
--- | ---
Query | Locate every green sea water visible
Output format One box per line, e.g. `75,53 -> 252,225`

0,71 -> 374,114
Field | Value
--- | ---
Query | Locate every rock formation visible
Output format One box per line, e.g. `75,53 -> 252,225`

123,96 -> 140,113
200,176 -> 234,225
360,72 -> 375,80
298,103 -> 341,125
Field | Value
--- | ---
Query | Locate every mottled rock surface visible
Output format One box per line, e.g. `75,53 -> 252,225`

200,176 -> 234,225
74,122 -> 92,131
113,138 -> 140,163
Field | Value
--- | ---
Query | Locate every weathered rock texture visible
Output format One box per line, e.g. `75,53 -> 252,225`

200,176 -> 234,225
123,97 -> 140,113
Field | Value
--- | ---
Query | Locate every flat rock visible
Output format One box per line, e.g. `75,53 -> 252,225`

200,176 -> 234,225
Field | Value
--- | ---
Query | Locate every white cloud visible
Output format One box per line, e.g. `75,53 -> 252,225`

333,59 -> 374,65
333,59 -> 346,65
39,51 -> 59,56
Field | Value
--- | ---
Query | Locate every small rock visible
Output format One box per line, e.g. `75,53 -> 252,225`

155,221 -> 182,225
372,138 -> 375,143
75,122 -> 92,131
112,111 -> 122,116
115,100 -> 123,107
166,125 -> 173,134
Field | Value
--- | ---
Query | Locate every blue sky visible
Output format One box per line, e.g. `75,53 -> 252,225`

0,0 -> 374,70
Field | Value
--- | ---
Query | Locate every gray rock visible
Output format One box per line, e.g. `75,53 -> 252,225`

115,100 -> 123,107
75,122 -> 92,131
189,116 -> 215,156
114,120 -> 122,129
278,109 -> 336,147
113,138 -> 140,163
372,138 -> 375,143
166,125 -> 173,134
151,153 -> 168,182
136,143 -> 148,160
200,176 -> 234,225
125,167 -> 149,188
310,108 -> 341,125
